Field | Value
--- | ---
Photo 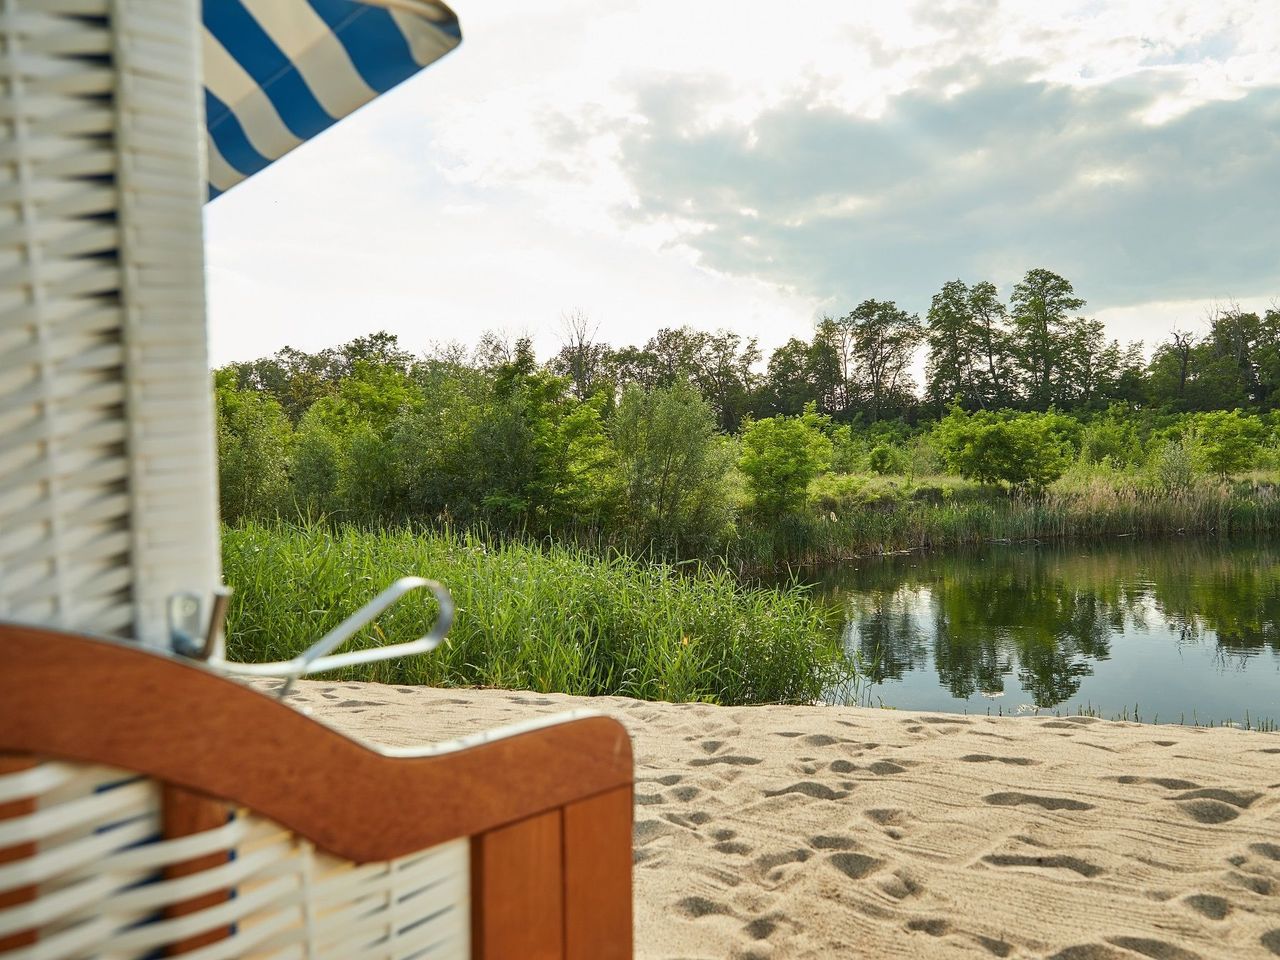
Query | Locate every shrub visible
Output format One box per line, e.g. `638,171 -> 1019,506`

739,405 -> 833,517
610,383 -> 735,552
1190,410 -> 1265,476
868,444 -> 901,475
933,407 -> 1073,491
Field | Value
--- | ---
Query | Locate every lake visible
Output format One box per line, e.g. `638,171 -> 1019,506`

800,540 -> 1280,726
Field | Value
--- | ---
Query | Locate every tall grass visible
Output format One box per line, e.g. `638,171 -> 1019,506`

222,522 -> 850,705
736,471 -> 1280,567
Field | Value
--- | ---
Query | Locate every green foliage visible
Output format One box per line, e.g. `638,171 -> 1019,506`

933,407 -> 1074,490
224,522 -> 850,706
739,406 -> 834,517
609,383 -> 735,553
1189,409 -> 1266,476
214,370 -> 292,523
867,444 -> 902,475
1151,438 -> 1197,495
1080,411 -> 1141,467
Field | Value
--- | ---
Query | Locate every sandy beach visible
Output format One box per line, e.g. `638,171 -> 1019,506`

285,681 -> 1280,959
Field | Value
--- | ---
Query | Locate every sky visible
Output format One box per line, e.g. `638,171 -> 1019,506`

204,0 -> 1280,370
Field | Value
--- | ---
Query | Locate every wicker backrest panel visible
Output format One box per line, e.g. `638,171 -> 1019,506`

0,761 -> 470,959
0,1 -> 220,645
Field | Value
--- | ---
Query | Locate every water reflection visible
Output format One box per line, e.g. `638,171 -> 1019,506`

806,542 -> 1280,721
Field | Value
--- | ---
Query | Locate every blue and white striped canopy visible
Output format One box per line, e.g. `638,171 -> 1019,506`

203,0 -> 461,200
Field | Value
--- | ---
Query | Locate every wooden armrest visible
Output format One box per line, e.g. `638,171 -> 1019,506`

0,623 -> 632,862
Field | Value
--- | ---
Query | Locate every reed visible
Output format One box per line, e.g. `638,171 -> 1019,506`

736,472 -> 1280,567
222,521 -> 851,705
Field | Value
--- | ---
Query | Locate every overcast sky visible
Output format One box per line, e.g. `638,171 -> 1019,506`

205,0 -> 1280,368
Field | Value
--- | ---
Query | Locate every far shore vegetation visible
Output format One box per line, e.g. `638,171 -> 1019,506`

217,268 -> 1280,568
216,269 -> 1280,703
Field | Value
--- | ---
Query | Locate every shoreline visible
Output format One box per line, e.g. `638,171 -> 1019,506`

287,681 -> 1280,959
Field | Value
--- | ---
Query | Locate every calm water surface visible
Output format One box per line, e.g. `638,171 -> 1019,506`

802,541 -> 1280,725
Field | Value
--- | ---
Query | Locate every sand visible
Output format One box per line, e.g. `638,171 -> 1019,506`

282,681 -> 1280,959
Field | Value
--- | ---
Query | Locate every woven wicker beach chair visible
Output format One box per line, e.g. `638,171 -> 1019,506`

0,2 -> 634,956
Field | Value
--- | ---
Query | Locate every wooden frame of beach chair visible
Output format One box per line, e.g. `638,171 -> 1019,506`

0,2 -> 635,957
0,622 -> 635,958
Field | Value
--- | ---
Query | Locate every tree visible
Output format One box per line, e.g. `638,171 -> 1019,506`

738,406 -> 833,517
610,383 -> 735,551
548,310 -> 610,401
933,407 -> 1073,491
1009,268 -> 1085,408
846,299 -> 923,421
214,370 -> 292,523
1190,410 -> 1265,476
925,279 -> 1013,411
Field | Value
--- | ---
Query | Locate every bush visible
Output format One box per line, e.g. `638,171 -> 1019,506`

1190,410 -> 1265,476
214,371 -> 292,523
868,444 -> 902,475
739,405 -> 833,517
933,407 -> 1073,491
610,383 -> 735,552
1151,438 -> 1197,495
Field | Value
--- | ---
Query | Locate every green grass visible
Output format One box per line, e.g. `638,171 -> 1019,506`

734,468 -> 1280,566
223,521 -> 851,705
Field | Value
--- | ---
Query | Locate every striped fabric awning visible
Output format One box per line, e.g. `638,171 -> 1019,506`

203,0 -> 461,200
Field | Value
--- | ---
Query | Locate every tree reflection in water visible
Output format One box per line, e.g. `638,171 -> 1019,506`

826,542 -> 1280,709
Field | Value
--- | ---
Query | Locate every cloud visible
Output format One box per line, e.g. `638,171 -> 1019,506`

612,63 -> 1280,325
205,0 -> 1280,365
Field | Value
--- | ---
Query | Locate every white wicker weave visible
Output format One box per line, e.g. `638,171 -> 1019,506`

0,761 -> 470,959
0,0 -> 220,648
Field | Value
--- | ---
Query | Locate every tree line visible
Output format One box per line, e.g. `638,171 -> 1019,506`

216,267 -> 1280,555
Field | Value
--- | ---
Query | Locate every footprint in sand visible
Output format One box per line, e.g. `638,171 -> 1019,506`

634,792 -> 664,806
1173,787 -> 1260,825
974,934 -> 1014,957
671,785 -> 701,802
829,759 -> 857,774
510,696 -> 555,705
809,834 -> 858,851
1112,775 -> 1199,790
877,869 -> 924,901
689,755 -> 763,767
701,740 -> 725,754
1262,930 -> 1280,955
982,853 -> 1103,878
803,733 -> 846,747
827,852 -> 883,880
752,848 -> 813,884
714,839 -> 753,855
1183,894 -> 1230,920
867,760 -> 909,775
1251,843 -> 1280,861
1226,871 -> 1273,896
673,895 -> 732,919
983,791 -> 1094,811
664,810 -> 713,829
634,819 -> 678,845
763,781 -> 849,800
906,917 -> 950,936
742,917 -> 780,941
865,808 -> 905,826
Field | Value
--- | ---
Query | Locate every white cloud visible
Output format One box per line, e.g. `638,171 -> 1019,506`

205,0 -> 1280,365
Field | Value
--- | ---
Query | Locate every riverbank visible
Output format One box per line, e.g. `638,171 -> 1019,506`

736,471 -> 1280,567
292,681 -> 1280,959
